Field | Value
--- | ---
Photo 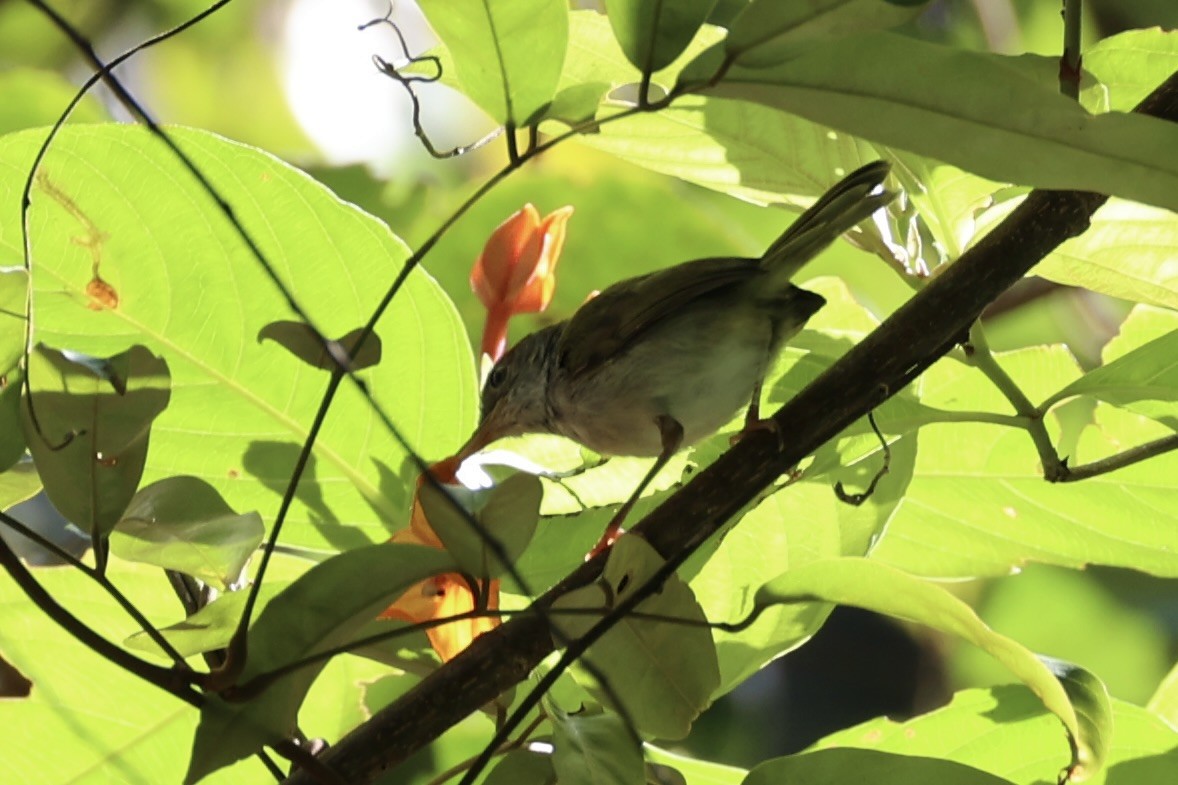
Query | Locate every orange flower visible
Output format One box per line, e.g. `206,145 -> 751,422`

379,457 -> 500,662
471,204 -> 573,361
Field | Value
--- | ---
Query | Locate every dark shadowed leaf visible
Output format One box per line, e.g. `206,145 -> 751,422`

257,321 -> 383,372
724,0 -> 926,67
486,750 -> 557,785
603,0 -> 719,74
21,344 -> 170,538
745,748 -> 1014,785
552,708 -> 644,785
111,476 -> 265,589
420,472 -> 542,579
0,369 -> 24,473
552,536 -> 719,740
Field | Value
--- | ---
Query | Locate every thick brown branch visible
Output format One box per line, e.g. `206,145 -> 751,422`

288,69 -> 1178,785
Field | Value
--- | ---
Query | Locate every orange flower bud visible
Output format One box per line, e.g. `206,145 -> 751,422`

471,204 -> 573,361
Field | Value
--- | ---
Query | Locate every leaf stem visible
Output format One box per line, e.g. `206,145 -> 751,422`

964,322 -> 1067,479
1051,433 -> 1178,483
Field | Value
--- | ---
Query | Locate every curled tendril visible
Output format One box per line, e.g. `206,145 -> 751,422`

360,9 -> 502,159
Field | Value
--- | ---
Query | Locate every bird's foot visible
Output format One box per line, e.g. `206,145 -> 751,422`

729,417 -> 786,451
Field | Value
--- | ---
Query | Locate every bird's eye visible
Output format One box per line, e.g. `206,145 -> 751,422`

486,365 -> 507,389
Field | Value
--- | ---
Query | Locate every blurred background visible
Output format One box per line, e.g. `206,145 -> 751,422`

2,0 -> 1177,769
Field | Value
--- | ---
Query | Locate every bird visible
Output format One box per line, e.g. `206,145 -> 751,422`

457,161 -> 895,548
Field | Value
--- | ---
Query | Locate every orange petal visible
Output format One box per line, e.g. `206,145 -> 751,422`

508,206 -> 573,314
425,575 -> 500,662
471,204 -> 541,309
378,574 -> 501,662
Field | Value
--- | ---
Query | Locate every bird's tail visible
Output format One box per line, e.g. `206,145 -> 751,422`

760,161 -> 894,287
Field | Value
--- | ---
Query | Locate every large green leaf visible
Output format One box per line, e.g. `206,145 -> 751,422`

753,559 -> 1109,777
745,749 -> 1014,785
724,0 -> 926,67
869,342 -> 1178,578
0,560 -> 266,784
22,344 -> 170,540
0,461 -> 39,511
1037,198 -> 1178,311
690,32 -> 1178,214
186,542 -> 455,783
1147,661 -> 1178,731
0,125 -> 477,552
644,744 -> 746,785
417,0 -> 569,125
551,707 -> 644,785
603,0 -> 719,74
1085,28 -> 1178,112
552,536 -> 720,740
1042,307 -> 1178,429
110,476 -> 265,590
809,687 -> 1178,785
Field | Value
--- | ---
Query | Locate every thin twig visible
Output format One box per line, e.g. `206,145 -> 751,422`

964,322 -> 1067,479
1060,0 -> 1083,100
1051,433 -> 1178,483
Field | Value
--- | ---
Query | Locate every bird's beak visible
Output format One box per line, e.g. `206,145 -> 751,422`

455,429 -> 487,463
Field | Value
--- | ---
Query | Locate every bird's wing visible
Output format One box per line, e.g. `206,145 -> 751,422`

557,257 -> 760,379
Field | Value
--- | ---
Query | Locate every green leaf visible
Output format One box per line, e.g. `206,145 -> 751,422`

257,321 -> 383,372
745,749 -> 1014,785
1147,661 -> 1178,731
603,0 -> 719,74
1085,28 -> 1178,112
1042,308 -> 1178,428
0,460 -> 40,511
1037,198 -> 1178,311
1045,659 -> 1114,781
486,750 -> 557,785
22,344 -> 170,538
692,33 -> 1178,214
552,536 -> 720,740
417,0 -> 569,125
952,564 -> 1171,706
0,560 -> 268,784
421,472 -> 542,579
0,125 -> 477,552
0,368 -> 24,473
753,558 -> 1101,777
725,0 -> 927,67
810,687 -> 1178,785
552,708 -> 644,785
110,476 -> 265,589
0,266 -> 24,375
644,743 -> 746,785
186,542 -> 455,783
125,584 -> 281,659
870,342 -> 1178,579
